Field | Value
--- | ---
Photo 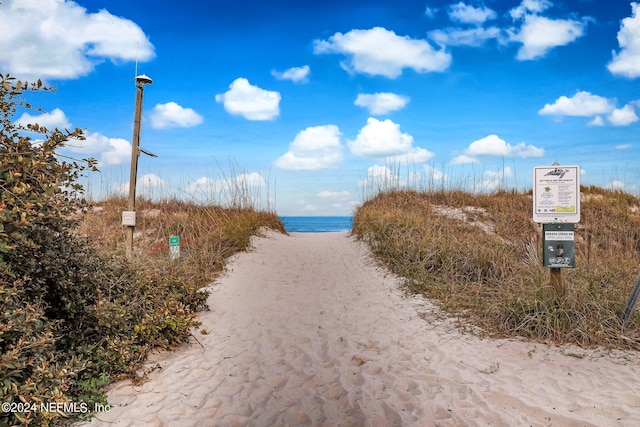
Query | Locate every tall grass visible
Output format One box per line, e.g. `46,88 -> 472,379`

79,196 -> 284,282
353,186 -> 640,349
80,162 -> 283,285
86,162 -> 275,212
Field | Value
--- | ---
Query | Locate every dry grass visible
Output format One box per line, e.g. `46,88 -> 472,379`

353,186 -> 640,349
78,196 -> 285,291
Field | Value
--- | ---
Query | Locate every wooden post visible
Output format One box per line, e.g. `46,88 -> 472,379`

586,232 -> 592,271
125,75 -> 152,259
549,268 -> 566,299
125,85 -> 143,259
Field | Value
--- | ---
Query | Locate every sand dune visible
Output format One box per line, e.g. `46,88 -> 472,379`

84,231 -> 640,426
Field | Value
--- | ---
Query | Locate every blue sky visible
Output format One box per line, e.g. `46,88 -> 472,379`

2,0 -> 640,215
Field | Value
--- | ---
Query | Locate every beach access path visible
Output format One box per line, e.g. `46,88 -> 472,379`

85,231 -> 640,426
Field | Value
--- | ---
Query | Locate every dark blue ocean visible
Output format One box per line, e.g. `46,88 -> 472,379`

280,216 -> 353,232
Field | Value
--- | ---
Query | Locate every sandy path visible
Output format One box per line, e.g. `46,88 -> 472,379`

85,231 -> 640,426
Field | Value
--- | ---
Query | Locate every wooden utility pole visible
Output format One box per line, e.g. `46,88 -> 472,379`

125,75 -> 152,259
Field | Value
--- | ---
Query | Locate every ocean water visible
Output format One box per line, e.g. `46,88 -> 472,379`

280,216 -> 353,232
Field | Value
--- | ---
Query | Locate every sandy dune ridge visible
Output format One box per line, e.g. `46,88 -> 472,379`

85,231 -> 640,426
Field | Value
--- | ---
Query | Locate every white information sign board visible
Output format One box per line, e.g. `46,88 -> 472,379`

533,165 -> 580,223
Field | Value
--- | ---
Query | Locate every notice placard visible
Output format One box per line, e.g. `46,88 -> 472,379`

542,223 -> 575,268
533,165 -> 580,223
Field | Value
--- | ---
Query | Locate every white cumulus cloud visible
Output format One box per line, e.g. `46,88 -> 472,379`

0,0 -> 154,81
608,2 -> 640,78
608,104 -> 639,126
480,167 -> 514,191
185,173 -> 266,203
271,65 -> 310,83
16,108 -> 71,129
358,165 -> 401,189
15,108 -> 131,166
428,0 -> 501,48
427,1 -> 501,48
185,177 -> 216,195
539,91 -> 615,117
81,132 -> 132,166
428,26 -> 501,47
229,172 -> 266,189
450,154 -> 479,164
508,14 -> 587,60
386,148 -> 436,165
348,118 -> 434,163
425,6 -> 439,19
588,116 -> 605,127
451,134 -> 544,164
215,78 -> 281,121
424,165 -> 448,183
509,0 -> 553,20
354,93 -> 409,115
116,173 -> 165,197
150,102 -> 203,129
432,0 -> 589,55
608,180 -> 626,190
274,125 -> 343,171
349,118 -> 412,157
448,2 -> 497,25
313,27 -> 451,78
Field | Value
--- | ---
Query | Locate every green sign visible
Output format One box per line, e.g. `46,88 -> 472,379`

542,223 -> 575,268
169,235 -> 180,259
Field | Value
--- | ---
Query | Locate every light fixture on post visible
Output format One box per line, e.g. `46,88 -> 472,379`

124,74 -> 154,259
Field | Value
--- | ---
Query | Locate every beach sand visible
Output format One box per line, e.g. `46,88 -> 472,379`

84,231 -> 640,426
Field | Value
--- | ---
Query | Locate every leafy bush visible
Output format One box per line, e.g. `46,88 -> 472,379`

0,75 -> 97,426
0,74 -> 283,426
0,277 -> 80,426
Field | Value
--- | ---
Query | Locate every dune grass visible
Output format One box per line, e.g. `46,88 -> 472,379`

353,186 -> 640,349
78,196 -> 284,284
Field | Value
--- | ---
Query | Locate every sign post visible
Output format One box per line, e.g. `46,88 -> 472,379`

542,223 -> 575,298
169,235 -> 180,260
533,164 -> 580,300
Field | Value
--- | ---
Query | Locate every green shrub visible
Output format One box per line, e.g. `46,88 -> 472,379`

0,277 -> 81,426
0,75 -> 96,426
0,75 -> 207,425
1,74 -> 284,426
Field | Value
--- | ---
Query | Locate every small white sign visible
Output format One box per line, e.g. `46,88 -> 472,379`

122,211 -> 136,226
533,165 -> 580,223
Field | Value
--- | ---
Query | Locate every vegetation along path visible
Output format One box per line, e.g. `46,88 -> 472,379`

84,231 -> 640,426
